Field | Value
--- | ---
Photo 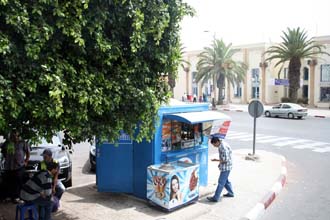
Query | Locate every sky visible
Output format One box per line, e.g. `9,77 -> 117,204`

180,0 -> 330,50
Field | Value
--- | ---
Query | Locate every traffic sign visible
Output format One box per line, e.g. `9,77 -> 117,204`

248,100 -> 264,118
248,99 -> 264,156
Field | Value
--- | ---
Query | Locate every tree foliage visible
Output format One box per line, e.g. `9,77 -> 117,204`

0,0 -> 193,143
265,27 -> 330,103
196,39 -> 247,105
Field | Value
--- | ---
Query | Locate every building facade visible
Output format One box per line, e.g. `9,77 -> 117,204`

174,35 -> 330,108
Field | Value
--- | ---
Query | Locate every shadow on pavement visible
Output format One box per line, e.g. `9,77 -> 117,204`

81,159 -> 94,175
62,184 -> 182,219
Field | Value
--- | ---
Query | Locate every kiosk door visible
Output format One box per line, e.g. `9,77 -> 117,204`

96,139 -> 133,193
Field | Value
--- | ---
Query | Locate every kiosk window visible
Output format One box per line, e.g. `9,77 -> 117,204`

161,120 -> 202,152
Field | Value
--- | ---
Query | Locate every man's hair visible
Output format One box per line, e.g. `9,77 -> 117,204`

46,161 -> 59,171
210,136 -> 221,144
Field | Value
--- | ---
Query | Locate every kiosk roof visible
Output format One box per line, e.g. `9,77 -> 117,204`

163,111 -> 231,124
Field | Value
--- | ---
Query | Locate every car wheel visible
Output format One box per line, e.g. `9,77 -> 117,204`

90,163 -> 96,172
63,178 -> 72,188
288,113 -> 294,119
265,111 -> 271,117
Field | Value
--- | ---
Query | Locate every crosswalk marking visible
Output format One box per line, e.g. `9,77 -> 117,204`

228,134 -> 253,139
242,135 -> 277,141
257,137 -> 294,143
292,142 -> 328,149
273,139 -> 309,147
226,132 -> 248,137
313,147 -> 330,153
226,131 -> 330,153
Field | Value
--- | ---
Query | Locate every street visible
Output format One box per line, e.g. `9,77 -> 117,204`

72,110 -> 330,219
219,110 -> 330,220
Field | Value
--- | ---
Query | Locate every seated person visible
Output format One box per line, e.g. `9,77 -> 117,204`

39,149 -> 65,200
20,161 -> 58,220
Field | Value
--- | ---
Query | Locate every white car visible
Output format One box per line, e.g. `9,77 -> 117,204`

264,103 -> 308,119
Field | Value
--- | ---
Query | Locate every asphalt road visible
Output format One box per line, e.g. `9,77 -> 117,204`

219,111 -> 330,220
70,141 -> 95,187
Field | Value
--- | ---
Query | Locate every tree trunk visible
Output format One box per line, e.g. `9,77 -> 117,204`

217,74 -> 225,104
288,57 -> 301,103
212,74 -> 217,107
227,79 -> 231,103
168,74 -> 175,98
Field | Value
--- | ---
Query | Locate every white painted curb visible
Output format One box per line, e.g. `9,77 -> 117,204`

240,155 -> 287,220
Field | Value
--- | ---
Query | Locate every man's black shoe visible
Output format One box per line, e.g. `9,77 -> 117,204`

206,196 -> 218,202
223,193 -> 234,197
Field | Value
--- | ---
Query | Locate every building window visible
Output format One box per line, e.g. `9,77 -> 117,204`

251,68 -> 260,99
320,87 -> 330,102
303,67 -> 309,80
284,68 -> 288,79
303,85 -> 308,98
321,64 -> 330,82
251,68 -> 260,81
192,71 -> 198,95
234,83 -> 242,97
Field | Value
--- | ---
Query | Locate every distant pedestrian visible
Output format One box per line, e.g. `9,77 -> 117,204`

203,93 -> 207,102
0,130 -> 30,203
193,94 -> 197,102
207,136 -> 234,202
63,129 -> 74,152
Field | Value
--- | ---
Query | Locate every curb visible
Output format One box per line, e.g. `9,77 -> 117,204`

240,156 -> 287,220
314,115 -> 326,118
219,108 -> 328,119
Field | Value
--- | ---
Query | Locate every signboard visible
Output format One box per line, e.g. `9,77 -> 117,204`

275,79 -> 289,86
210,120 -> 231,140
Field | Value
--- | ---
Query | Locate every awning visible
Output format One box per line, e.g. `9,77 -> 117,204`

163,111 -> 231,124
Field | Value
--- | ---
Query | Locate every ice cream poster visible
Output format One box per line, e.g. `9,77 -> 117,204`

146,164 -> 200,210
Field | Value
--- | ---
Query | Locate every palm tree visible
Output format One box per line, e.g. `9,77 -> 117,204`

196,39 -> 247,105
168,44 -> 190,97
265,27 -> 330,103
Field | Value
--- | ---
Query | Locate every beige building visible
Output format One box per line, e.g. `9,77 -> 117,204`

174,35 -> 330,108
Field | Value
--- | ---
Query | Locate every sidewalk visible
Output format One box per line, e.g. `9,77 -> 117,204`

217,103 -> 330,118
0,149 -> 286,220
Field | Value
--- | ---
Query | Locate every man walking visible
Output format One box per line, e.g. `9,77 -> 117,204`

207,136 -> 234,202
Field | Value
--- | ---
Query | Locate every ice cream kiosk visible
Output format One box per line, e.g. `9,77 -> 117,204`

96,100 -> 231,211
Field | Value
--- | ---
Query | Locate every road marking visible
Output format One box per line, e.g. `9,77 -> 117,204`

257,137 -> 294,143
227,131 -> 330,153
228,134 -> 253,139
292,142 -> 328,149
312,147 -> 330,153
226,132 -> 249,137
273,139 -> 309,147
242,135 -> 278,141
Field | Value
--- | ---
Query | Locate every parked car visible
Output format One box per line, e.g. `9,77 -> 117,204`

26,134 -> 73,187
89,140 -> 96,172
264,103 -> 308,119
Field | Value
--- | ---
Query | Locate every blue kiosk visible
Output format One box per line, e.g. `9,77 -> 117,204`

96,100 -> 231,208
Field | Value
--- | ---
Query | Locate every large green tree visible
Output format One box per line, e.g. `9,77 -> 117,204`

196,39 -> 247,105
0,0 -> 193,143
265,27 -> 329,103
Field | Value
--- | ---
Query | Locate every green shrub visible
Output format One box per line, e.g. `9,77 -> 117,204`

297,98 -> 309,105
281,97 -> 291,103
